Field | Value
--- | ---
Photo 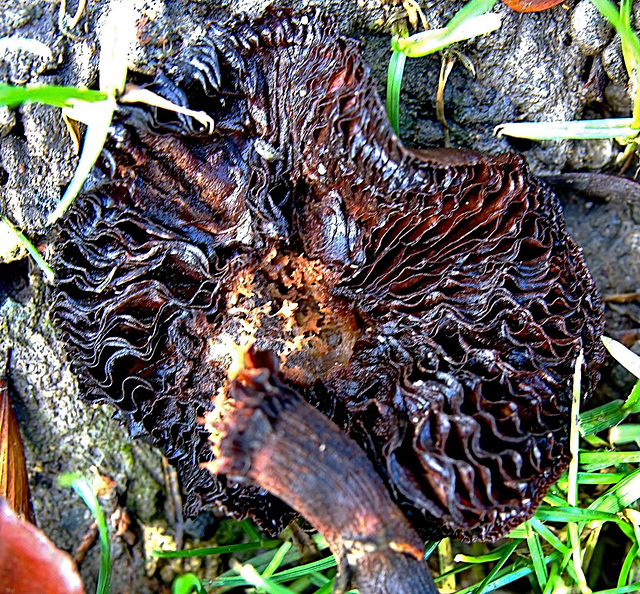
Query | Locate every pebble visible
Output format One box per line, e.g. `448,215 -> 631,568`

570,0 -> 612,56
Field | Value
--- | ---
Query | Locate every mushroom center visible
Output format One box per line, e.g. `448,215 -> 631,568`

206,248 -> 361,389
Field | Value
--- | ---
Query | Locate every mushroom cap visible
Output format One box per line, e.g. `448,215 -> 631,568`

50,8 -> 604,541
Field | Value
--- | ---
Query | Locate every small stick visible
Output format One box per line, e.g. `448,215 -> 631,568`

602,292 -> 640,303
205,349 -> 437,594
162,455 -> 184,550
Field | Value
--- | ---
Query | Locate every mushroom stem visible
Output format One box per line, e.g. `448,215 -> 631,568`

206,350 -> 438,594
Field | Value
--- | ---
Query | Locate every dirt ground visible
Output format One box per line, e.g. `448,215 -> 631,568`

1,0 -> 639,592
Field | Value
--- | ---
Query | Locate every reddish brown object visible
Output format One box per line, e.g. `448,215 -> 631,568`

0,497 -> 85,594
0,375 -> 34,523
503,0 -> 566,12
208,350 -> 437,593
48,6 -> 605,590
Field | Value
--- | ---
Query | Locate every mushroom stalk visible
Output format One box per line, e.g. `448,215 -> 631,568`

207,351 -> 438,594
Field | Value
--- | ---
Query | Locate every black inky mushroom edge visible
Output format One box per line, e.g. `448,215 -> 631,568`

49,7 -> 605,592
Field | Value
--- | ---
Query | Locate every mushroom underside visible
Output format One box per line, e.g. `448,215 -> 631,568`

49,6 -> 605,591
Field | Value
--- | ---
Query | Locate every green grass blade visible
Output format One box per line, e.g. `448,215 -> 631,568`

528,517 -> 570,554
231,561 -> 296,594
210,555 -> 337,588
617,542 -> 639,588
262,541 -> 292,579
172,573 -> 206,594
424,539 -> 440,560
589,467 -> 640,513
579,399 -> 629,435
0,83 -> 107,109
58,473 -> 111,594
577,471 -> 630,484
240,519 -> 263,542
454,541 -> 524,564
395,14 -> 501,57
312,581 -> 334,594
387,49 -> 406,134
473,540 -> 519,594
506,525 -> 527,539
624,381 -> 640,410
0,216 -> 54,282
580,450 -> 640,471
535,505 -> 619,523
154,539 -> 280,558
525,521 -> 549,590
446,0 -> 499,30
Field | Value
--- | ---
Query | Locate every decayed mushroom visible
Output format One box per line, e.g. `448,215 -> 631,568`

49,7 -> 604,591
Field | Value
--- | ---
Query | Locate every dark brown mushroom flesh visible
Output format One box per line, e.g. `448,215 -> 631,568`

48,8 -> 605,592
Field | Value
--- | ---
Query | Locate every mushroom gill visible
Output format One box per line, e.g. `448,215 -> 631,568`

49,7 -> 604,591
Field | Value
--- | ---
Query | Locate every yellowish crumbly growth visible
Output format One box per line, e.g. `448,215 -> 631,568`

204,248 -> 361,449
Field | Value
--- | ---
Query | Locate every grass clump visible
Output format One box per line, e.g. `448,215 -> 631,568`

386,0 -> 502,134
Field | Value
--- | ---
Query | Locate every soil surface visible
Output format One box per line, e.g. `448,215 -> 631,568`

1,0 -> 639,592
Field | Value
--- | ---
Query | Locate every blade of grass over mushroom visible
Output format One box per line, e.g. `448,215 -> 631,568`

46,96 -> 117,225
0,216 -> 54,282
207,555 -> 338,588
58,472 -> 110,594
